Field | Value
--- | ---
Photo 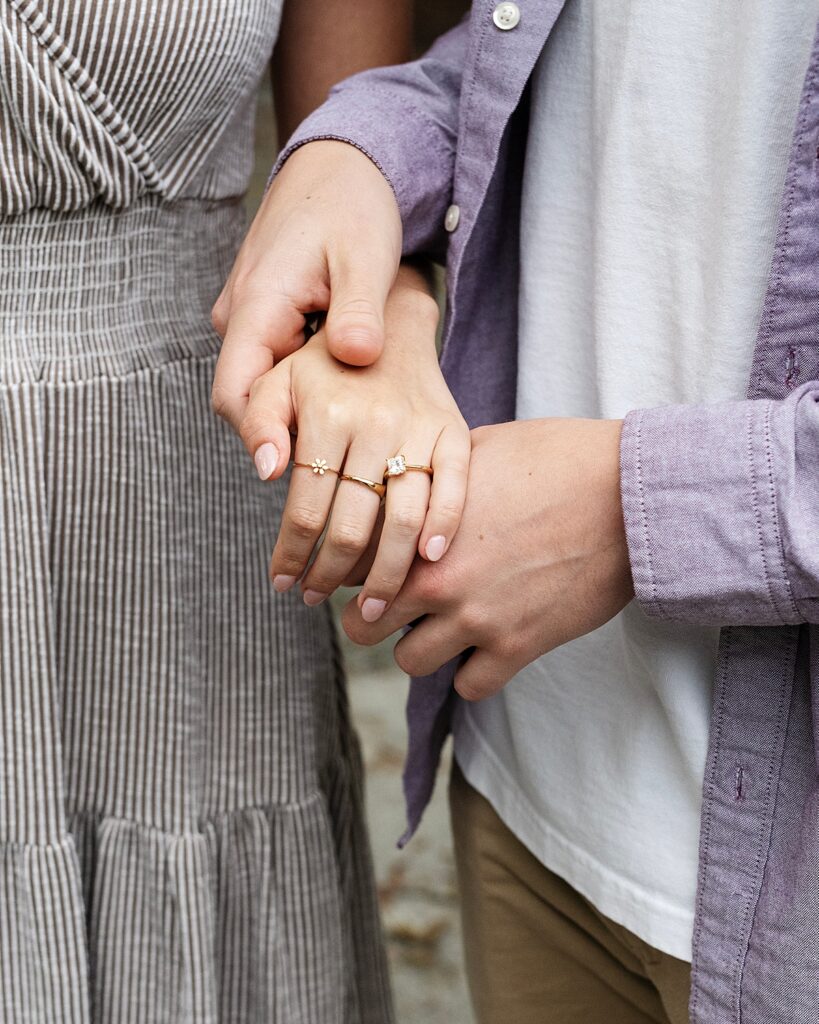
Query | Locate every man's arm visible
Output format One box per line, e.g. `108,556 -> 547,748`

272,0 -> 412,142
272,15 -> 470,258
212,16 -> 472,429
621,381 -> 819,626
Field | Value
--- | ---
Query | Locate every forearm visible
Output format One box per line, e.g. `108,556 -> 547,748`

620,381 -> 819,626
273,0 -> 412,141
273,16 -> 470,258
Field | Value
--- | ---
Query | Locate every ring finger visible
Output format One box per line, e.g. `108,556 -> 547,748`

269,433 -> 347,594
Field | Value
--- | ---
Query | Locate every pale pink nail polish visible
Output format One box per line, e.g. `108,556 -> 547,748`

273,574 -> 296,593
425,535 -> 447,562
361,597 -> 387,623
254,442 -> 279,480
303,589 -> 327,607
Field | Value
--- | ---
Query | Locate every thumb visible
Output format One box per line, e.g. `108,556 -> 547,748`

324,249 -> 397,366
238,361 -> 296,482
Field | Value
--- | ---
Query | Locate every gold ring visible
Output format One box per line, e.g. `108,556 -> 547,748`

340,473 -> 387,498
385,454 -> 433,479
293,457 -> 339,477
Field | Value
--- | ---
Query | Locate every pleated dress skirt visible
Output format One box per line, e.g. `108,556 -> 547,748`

0,196 -> 394,1023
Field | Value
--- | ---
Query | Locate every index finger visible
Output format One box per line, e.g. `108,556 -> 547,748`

211,293 -> 307,432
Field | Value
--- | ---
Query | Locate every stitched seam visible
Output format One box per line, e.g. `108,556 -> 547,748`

750,41 -> 816,396
633,413 -> 663,617
746,404 -> 780,619
689,628 -> 731,1019
763,402 -> 800,620
731,633 -> 796,1022
1,792 -> 327,848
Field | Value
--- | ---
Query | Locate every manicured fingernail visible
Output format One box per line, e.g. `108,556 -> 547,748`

254,442 -> 279,480
273,574 -> 296,593
425,535 -> 447,562
361,597 -> 387,623
303,589 -> 327,607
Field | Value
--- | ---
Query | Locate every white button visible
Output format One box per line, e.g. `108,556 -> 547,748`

444,204 -> 461,232
493,2 -> 520,30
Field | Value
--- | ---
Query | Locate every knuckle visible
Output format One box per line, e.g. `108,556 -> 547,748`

238,412 -> 268,450
335,296 -> 380,322
456,679 -> 488,703
430,500 -> 463,527
445,450 -> 471,477
324,399 -> 352,432
305,572 -> 338,594
412,564 -> 447,606
210,300 -> 228,337
388,505 -> 425,537
365,403 -> 398,435
457,604 -> 490,639
210,383 -> 231,420
393,644 -> 418,676
227,271 -> 257,307
343,613 -> 378,647
287,504 -> 325,539
328,520 -> 369,556
367,572 -> 401,600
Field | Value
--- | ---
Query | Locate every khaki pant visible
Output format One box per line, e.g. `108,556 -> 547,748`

449,762 -> 691,1024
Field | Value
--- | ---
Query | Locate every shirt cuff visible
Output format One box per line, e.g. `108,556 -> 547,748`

270,90 -> 454,258
619,399 -> 801,627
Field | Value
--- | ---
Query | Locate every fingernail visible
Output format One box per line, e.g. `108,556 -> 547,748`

273,574 -> 296,593
425,535 -> 447,562
303,589 -> 327,607
254,442 -> 279,480
361,597 -> 387,623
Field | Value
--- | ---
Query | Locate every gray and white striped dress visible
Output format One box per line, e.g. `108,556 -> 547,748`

0,2 -> 393,1021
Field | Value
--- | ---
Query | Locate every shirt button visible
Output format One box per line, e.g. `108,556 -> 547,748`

493,2 -> 521,30
444,203 -> 461,232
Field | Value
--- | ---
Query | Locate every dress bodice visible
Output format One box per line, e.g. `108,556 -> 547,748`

0,0 -> 282,213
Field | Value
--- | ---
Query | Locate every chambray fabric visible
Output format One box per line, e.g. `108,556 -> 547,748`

279,3 -> 819,1021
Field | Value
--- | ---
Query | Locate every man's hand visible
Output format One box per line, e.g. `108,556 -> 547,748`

211,140 -> 402,430
342,418 -> 635,701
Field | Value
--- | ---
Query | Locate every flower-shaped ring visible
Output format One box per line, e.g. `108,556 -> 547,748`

293,456 -> 340,478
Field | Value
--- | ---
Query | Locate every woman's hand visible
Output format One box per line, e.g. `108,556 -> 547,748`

238,266 -> 471,621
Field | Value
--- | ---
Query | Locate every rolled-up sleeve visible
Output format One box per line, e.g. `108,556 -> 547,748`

270,19 -> 470,258
620,381 -> 819,627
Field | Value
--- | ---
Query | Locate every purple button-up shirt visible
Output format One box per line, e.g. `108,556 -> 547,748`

278,4 -> 819,1020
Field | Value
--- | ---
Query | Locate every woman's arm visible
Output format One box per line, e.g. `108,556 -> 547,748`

273,0 -> 413,141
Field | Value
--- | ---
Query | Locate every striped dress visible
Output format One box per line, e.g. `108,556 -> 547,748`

0,2 -> 393,1022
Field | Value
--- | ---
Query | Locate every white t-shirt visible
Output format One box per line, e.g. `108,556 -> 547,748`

453,0 -> 817,961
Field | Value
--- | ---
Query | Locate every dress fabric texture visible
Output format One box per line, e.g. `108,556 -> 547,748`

0,2 -> 393,1022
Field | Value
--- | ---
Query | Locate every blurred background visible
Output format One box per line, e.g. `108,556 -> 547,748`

247,3 -> 473,1021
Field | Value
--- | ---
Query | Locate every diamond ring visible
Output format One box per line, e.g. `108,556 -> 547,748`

384,454 -> 434,479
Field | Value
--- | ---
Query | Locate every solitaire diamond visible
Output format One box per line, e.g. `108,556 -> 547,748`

385,455 -> 407,477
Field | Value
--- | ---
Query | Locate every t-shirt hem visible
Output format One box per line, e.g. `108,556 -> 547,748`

453,712 -> 695,963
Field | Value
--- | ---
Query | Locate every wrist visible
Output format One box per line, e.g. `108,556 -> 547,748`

386,267 -> 440,342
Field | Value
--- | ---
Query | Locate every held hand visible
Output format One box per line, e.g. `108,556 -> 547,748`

238,268 -> 471,615
343,418 -> 635,700
211,140 -> 402,430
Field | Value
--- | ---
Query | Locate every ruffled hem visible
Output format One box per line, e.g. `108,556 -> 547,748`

1,794 -> 391,1024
